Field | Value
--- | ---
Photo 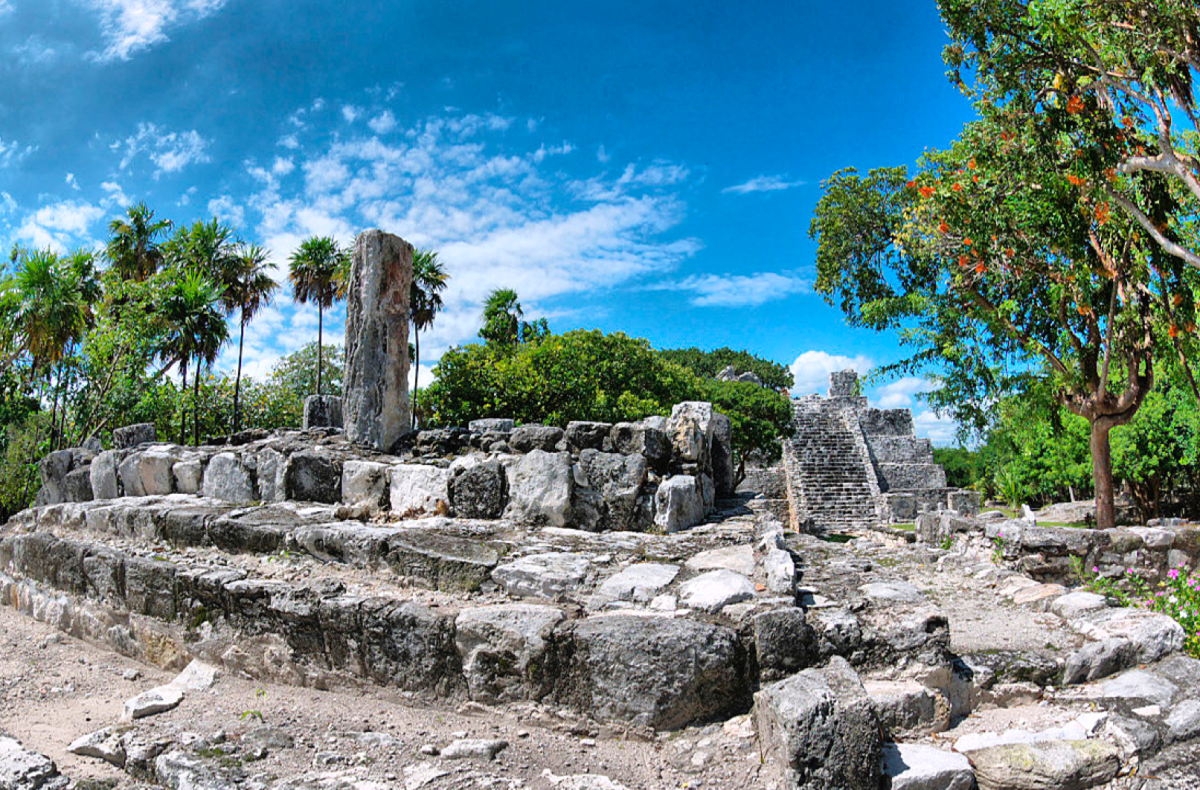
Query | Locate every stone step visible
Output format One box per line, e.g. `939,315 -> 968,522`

0,524 -> 755,731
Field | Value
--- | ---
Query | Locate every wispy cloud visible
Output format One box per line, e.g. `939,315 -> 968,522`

15,200 -> 105,252
668,270 -> 809,307
114,123 -> 212,177
78,0 -> 229,61
722,174 -> 805,195
368,111 -> 397,135
0,137 -> 36,168
876,376 -> 936,409
913,409 -> 958,446
790,350 -> 872,396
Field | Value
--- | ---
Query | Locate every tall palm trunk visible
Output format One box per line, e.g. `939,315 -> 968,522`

234,313 -> 247,433
49,363 -> 63,452
413,325 -> 421,428
194,357 -> 202,446
317,307 -> 324,397
179,360 -> 189,445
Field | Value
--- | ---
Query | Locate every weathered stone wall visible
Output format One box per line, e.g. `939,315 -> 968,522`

37,400 -> 735,534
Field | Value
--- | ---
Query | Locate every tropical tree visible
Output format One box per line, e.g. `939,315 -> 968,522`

809,108 -> 1189,530
226,244 -> 279,431
288,236 -> 348,397
159,272 -> 229,445
479,288 -> 548,348
162,218 -> 240,285
106,202 -> 172,281
10,249 -> 91,448
410,249 -> 449,422
939,0 -> 1200,271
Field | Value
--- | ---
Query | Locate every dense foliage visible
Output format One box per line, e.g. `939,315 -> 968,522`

658,347 -> 794,391
423,316 -> 795,481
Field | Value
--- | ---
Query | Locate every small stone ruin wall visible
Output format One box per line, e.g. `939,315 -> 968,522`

918,510 -> 1200,583
35,402 -> 735,534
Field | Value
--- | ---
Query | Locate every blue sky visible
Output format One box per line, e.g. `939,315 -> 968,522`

0,0 -> 978,443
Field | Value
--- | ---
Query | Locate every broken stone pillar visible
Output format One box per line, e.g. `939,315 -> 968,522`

303,394 -> 343,430
829,369 -> 860,399
343,230 -> 413,451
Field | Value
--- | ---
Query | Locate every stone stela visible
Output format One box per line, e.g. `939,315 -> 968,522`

343,229 -> 413,451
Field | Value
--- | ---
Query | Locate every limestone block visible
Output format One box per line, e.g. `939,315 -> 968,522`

829,369 -> 859,398
282,450 -> 342,504
667,401 -> 715,465
866,681 -> 951,737
341,459 -> 389,508
867,435 -> 934,464
886,493 -> 918,522
882,743 -> 973,790
0,734 -> 68,790
576,449 -> 646,531
509,424 -> 564,453
469,418 -> 514,434
504,450 -> 572,527
654,475 -> 706,533
754,608 -> 818,682
37,449 -> 74,506
968,740 -> 1119,790
62,467 -> 94,503
753,655 -> 881,790
302,394 -> 343,429
112,422 -> 156,449
173,459 -> 204,495
343,229 -> 412,451
564,615 -> 750,729
90,450 -> 124,500
711,411 -> 735,498
608,422 -> 671,469
454,604 -> 565,702
565,421 -> 612,452
876,462 -> 947,492
388,463 -> 451,515
588,563 -> 679,609
450,460 -> 507,519
255,448 -> 286,503
678,569 -> 755,612
492,552 -> 591,600
859,408 -> 915,437
948,489 -> 981,516
201,453 -> 256,503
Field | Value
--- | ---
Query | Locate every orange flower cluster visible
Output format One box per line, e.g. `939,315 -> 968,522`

1066,96 -> 1085,114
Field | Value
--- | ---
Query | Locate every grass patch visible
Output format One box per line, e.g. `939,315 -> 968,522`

891,523 -> 916,532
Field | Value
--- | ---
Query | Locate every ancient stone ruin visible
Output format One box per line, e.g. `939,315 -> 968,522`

783,369 -> 979,531
4,276 -> 1200,788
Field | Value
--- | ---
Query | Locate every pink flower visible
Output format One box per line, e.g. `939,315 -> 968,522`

1092,566 -> 1100,573
1169,569 -> 1181,580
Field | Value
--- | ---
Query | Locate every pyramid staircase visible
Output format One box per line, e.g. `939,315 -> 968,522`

784,396 -> 882,530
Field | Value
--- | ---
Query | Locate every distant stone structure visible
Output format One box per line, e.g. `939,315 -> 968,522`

782,370 -> 978,530
343,230 -> 413,451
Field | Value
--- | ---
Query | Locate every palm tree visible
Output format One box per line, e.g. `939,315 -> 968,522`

227,244 -> 278,431
288,237 -> 348,398
159,272 -> 229,445
162,218 -> 239,285
11,250 -> 89,448
410,249 -> 449,425
106,203 -> 172,281
479,288 -> 523,347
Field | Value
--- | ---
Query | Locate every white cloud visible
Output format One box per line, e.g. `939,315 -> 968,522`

278,134 -> 300,150
790,350 -> 872,396
79,0 -> 229,61
100,181 -> 130,206
115,123 -> 212,177
230,108 -> 700,368
66,173 -> 80,191
913,409 -> 958,447
15,200 -> 105,252
207,194 -> 245,228
876,376 -> 935,409
0,192 -> 17,215
670,270 -> 808,307
723,175 -> 805,195
596,144 -> 611,164
342,105 -> 362,123
0,1 -> 12,16
0,136 -> 35,168
368,111 -> 397,135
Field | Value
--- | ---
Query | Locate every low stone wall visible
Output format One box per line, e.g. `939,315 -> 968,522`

917,510 -> 1200,583
36,402 -> 735,534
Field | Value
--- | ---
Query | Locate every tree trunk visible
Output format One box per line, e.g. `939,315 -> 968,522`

234,314 -> 246,433
49,364 -> 62,451
317,307 -> 323,397
1090,419 -> 1116,531
179,360 -> 188,446
194,357 -> 201,446
413,326 -> 420,430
